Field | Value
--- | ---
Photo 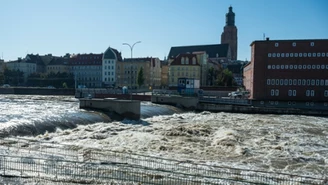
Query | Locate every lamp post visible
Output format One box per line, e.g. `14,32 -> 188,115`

122,41 -> 141,58
123,41 -> 141,100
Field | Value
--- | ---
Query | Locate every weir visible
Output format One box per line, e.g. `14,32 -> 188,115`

79,98 -> 141,120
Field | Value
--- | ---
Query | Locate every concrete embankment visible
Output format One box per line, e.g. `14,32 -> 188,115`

196,103 -> 328,116
0,87 -> 75,96
79,98 -> 141,120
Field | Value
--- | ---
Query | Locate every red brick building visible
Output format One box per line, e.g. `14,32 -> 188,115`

243,38 -> 328,108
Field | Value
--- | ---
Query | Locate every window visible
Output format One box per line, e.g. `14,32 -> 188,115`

268,53 -> 272,57
281,65 -> 284,69
293,90 -> 297,96
318,53 -> 321,57
288,90 -> 292,96
280,79 -> 283,85
294,65 -> 297,69
289,79 -> 292,85
295,53 -> 298,57
303,65 -> 306,69
275,89 -> 279,96
290,65 -> 293,69
267,79 -> 271,85
304,53 -> 307,57
321,80 -> 324,86
284,79 -> 288,85
272,53 -> 276,57
293,79 -> 297,85
186,58 -> 189,64
290,53 -> 294,57
308,53 -> 312,57
325,90 -> 328,97
272,65 -> 276,69
307,79 -> 310,85
298,79 -> 301,85
322,53 -> 326,57
285,65 -> 289,69
317,65 -> 320,69
281,53 -> 285,57
271,79 -> 275,85
310,42 -> 314,46
292,42 -> 296,47
271,89 -> 275,96
326,65 -> 328,69
277,53 -> 281,57
311,90 -> 315,97
276,79 -> 279,85
286,53 -> 290,57
192,57 -> 196,64
306,90 -> 310,96
316,80 -> 319,86
307,65 -> 311,69
311,80 -> 315,85
321,65 -> 325,69
268,65 -> 271,69
325,79 -> 328,86
313,53 -> 316,57
299,53 -> 302,57
181,57 -> 185,64
302,79 -> 306,86
312,65 -> 316,69
275,43 -> 279,47
276,65 -> 280,69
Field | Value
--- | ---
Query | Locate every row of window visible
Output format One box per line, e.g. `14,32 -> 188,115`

104,72 -> 114,76
270,89 -> 328,97
267,79 -> 328,86
274,42 -> 315,47
72,66 -> 102,69
264,101 -> 328,107
104,66 -> 114,70
268,52 -> 327,58
104,60 -> 115,64
170,72 -> 199,77
104,77 -> 115,82
170,67 -> 199,71
181,57 -> 197,65
268,64 -> 328,70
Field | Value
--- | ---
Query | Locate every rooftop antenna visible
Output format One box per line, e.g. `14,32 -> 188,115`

263,33 -> 265,40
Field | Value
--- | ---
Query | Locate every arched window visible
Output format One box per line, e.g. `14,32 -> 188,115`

181,57 -> 185,64
192,57 -> 196,64
186,57 -> 189,64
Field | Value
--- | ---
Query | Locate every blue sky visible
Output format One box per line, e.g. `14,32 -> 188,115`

1,0 -> 327,61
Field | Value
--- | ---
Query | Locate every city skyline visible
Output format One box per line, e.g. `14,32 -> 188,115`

1,0 -> 328,61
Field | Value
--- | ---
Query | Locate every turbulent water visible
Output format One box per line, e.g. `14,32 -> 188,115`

0,95 -> 327,178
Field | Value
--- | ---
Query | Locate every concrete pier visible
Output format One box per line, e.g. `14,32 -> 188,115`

79,98 -> 141,120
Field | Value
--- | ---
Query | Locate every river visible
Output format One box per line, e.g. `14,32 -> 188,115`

0,94 -> 327,180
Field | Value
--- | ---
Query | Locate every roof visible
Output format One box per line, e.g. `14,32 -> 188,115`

168,44 -> 230,59
123,57 -> 153,62
170,53 -> 200,66
250,38 -> 328,46
48,57 -> 69,66
103,47 -> 122,61
26,54 -> 45,65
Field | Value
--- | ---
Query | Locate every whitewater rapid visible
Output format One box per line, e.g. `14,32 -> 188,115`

0,95 -> 327,178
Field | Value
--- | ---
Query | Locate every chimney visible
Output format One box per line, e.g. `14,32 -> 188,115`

266,37 -> 270,41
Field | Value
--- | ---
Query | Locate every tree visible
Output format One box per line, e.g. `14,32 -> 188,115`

137,67 -> 145,88
62,82 -> 68,88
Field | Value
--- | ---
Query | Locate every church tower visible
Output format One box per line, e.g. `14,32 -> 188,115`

221,6 -> 238,60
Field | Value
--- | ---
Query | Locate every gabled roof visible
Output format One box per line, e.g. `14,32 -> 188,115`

103,47 -> 122,61
168,44 -> 230,59
170,53 -> 200,66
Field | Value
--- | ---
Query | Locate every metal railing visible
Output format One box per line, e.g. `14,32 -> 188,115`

0,138 -> 326,184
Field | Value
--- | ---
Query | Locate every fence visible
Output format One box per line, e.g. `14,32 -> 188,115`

0,138 -> 326,184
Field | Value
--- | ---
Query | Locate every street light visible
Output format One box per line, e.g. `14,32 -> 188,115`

122,41 -> 141,58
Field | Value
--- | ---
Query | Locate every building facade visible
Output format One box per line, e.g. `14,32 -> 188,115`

243,39 -> 328,108
221,6 -> 238,60
102,47 -> 122,87
161,60 -> 169,88
69,53 -> 103,88
5,58 -> 37,83
116,57 -> 161,89
47,57 -> 70,74
168,54 -> 201,87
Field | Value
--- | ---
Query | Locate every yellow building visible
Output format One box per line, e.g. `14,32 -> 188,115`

47,57 -> 70,74
168,54 -> 201,87
116,57 -> 161,89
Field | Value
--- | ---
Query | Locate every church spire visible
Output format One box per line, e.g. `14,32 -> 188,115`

225,6 -> 235,26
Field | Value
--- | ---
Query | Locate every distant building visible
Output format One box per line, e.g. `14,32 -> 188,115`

5,58 -> 37,83
47,57 -> 70,74
243,38 -> 328,108
117,57 -> 161,89
0,59 -> 5,73
168,44 -> 230,86
161,60 -> 169,88
102,47 -> 122,87
221,6 -> 238,60
69,53 -> 103,88
168,54 -> 201,87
